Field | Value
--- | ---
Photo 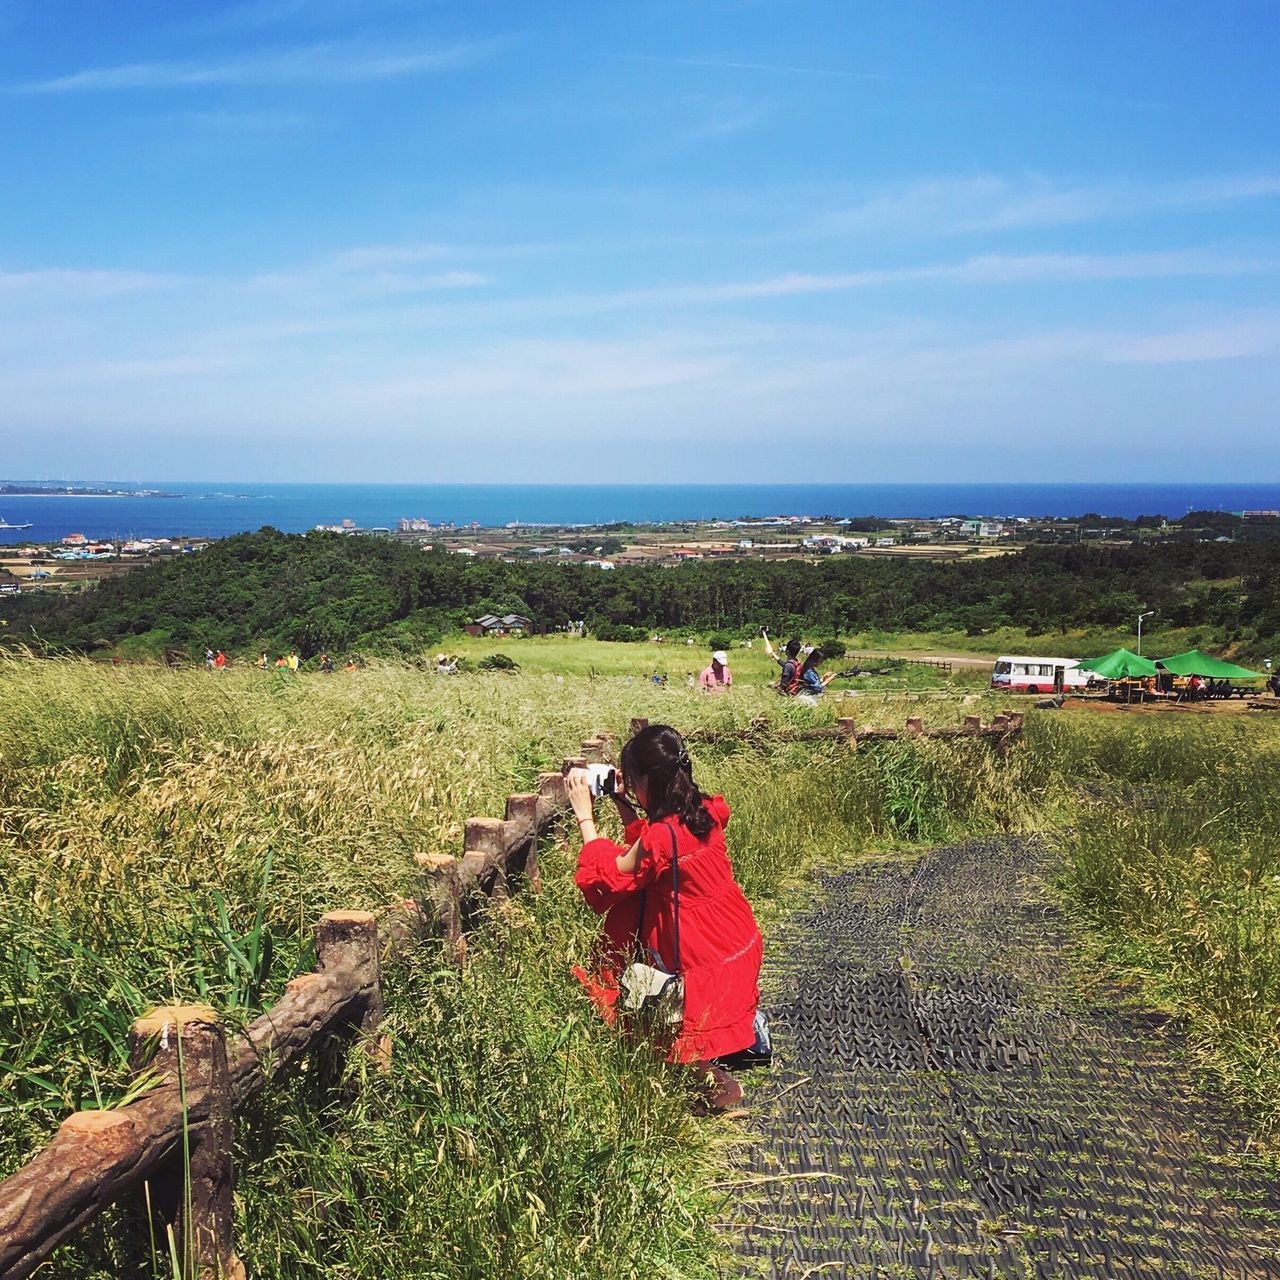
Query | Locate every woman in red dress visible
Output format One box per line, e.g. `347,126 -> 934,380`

567,723 -> 763,1110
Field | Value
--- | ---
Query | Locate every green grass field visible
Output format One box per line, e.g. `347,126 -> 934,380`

3,650 -> 1280,1276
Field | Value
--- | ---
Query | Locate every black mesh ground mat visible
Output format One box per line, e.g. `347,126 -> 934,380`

726,836 -> 1280,1279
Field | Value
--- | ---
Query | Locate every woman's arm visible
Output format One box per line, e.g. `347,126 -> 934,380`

612,792 -> 639,827
614,836 -> 645,875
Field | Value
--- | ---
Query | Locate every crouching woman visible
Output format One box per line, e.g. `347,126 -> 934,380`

568,723 -> 763,1110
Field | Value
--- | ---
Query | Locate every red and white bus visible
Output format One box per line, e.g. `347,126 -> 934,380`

991,656 -> 1096,694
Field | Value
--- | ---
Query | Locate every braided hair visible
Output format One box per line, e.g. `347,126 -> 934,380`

619,723 -> 713,840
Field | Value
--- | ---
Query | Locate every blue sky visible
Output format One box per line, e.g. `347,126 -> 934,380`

1,0 -> 1277,483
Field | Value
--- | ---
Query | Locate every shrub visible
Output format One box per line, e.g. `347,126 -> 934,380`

477,652 -> 520,671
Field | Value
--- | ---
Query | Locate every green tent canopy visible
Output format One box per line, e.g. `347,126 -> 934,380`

1155,649 -> 1265,679
1075,648 -> 1158,679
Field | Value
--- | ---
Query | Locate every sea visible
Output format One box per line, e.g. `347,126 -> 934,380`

3,482 -> 1280,545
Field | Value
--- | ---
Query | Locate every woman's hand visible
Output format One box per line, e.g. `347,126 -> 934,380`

566,769 -> 595,823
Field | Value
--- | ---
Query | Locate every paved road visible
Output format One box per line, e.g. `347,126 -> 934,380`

731,837 -> 1280,1279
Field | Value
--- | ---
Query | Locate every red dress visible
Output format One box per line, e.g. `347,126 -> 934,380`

573,796 -> 763,1063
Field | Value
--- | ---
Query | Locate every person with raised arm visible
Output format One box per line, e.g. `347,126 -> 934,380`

761,628 -> 804,695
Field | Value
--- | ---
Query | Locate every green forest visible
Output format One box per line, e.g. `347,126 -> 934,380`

4,527 -> 1279,659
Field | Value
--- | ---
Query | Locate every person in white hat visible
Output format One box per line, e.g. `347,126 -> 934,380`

698,649 -> 732,692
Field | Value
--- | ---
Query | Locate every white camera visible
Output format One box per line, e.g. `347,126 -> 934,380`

582,763 -> 617,799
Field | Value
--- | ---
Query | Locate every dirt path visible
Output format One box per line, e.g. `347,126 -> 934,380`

732,837 -> 1280,1278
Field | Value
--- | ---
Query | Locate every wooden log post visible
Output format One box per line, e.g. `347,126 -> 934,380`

905,716 -> 924,735
536,770 -> 568,820
130,1005 -> 242,1280
505,792 -> 541,893
580,737 -> 606,763
415,853 -> 465,958
964,714 -> 983,733
1007,711 -> 1025,732
836,717 -> 858,750
315,911 -> 385,1076
991,714 -> 1010,732
464,817 -> 510,905
629,717 -> 649,737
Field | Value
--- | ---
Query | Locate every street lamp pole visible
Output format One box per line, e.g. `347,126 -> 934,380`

1137,610 -> 1155,655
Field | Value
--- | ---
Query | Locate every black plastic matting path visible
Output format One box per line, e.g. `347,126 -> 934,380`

730,837 -> 1280,1279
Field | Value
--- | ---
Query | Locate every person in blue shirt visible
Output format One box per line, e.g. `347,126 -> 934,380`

798,648 -> 836,696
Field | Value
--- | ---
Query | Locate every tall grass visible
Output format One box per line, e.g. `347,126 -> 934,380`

5,653 -> 1278,1273
0,655 -> 1045,1277
1054,717 -> 1280,1129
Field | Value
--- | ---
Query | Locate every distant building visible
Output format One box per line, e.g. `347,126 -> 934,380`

583,559 -> 615,570
978,522 -> 1005,538
61,533 -> 87,546
465,613 -> 534,637
398,517 -> 432,532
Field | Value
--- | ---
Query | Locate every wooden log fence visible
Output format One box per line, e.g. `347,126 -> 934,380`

655,711 -> 1024,748
0,910 -> 382,1280
0,712 -> 1022,1278
846,653 -> 954,673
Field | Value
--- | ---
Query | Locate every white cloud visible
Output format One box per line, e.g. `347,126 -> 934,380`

0,268 -> 184,297
13,38 -> 493,94
811,172 -> 1280,240
1103,314 -> 1280,364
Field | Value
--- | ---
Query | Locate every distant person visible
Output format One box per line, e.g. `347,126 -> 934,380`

435,653 -> 458,675
797,648 -> 836,698
288,651 -> 299,674
213,649 -> 227,671
1269,670 -> 1280,698
762,630 -> 804,695
275,655 -> 289,671
698,651 -> 732,692
205,647 -> 215,670
320,653 -> 333,674
344,659 -> 359,673
256,652 -> 268,671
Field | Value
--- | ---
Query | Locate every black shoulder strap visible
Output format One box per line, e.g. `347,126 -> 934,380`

668,821 -> 681,974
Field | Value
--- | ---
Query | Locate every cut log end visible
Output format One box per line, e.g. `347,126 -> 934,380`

415,852 -> 457,871
62,1108 -> 135,1134
133,1004 -> 220,1038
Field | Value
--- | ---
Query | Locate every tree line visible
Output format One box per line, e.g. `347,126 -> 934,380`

3,527 -> 1278,659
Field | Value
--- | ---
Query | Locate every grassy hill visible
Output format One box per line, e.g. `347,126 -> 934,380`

3,654 -> 1279,1275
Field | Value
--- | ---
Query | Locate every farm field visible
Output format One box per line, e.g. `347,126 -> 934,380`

2,653 -> 1279,1276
